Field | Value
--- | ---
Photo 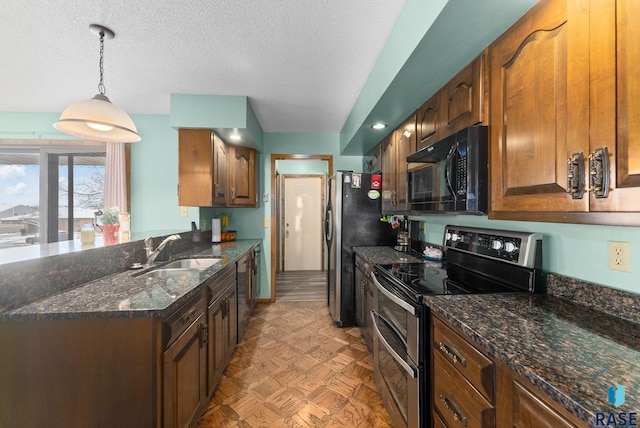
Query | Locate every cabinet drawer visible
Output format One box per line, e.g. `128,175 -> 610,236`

208,263 -> 235,304
163,296 -> 206,349
433,351 -> 495,428
433,316 -> 494,402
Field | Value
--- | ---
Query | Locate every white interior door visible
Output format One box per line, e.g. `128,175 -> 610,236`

283,176 -> 323,271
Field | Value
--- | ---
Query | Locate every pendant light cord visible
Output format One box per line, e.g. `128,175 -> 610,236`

98,32 -> 106,96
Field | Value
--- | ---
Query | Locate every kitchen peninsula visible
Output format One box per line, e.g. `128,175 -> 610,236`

0,231 -> 260,428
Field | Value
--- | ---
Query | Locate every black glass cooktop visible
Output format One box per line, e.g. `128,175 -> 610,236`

375,261 -> 526,302
376,262 -> 452,300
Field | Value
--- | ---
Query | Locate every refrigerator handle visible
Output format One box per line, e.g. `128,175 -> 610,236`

324,207 -> 333,245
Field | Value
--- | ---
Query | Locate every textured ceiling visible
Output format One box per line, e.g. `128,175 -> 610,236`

1,0 -> 406,133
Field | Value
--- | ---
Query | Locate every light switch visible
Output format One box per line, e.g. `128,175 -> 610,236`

263,218 -> 269,228
180,206 -> 188,217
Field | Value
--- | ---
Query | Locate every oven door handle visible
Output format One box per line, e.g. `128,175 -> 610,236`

370,271 -> 416,316
371,310 -> 418,379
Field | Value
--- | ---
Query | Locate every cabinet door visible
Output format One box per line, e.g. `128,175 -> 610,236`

417,92 -> 443,151
207,298 -> 225,396
394,115 -> 417,212
229,145 -> 257,207
489,0 -> 590,215
442,52 -> 488,137
163,313 -> 207,428
380,134 -> 396,213
178,129 -> 214,206
212,134 -> 228,205
589,0 -> 640,213
225,285 -> 238,361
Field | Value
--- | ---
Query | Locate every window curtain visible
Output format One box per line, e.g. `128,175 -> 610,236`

103,142 -> 127,212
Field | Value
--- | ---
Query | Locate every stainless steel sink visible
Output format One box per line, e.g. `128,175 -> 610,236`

138,268 -> 203,279
161,258 -> 222,270
135,258 -> 222,279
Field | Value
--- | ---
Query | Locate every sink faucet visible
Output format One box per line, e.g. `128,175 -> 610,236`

144,234 -> 181,266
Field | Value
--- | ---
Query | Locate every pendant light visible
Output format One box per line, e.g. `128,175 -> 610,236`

54,24 -> 140,143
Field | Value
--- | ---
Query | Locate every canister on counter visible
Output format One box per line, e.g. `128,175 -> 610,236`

119,212 -> 130,243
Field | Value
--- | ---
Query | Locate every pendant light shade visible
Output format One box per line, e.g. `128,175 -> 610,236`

54,24 -> 140,143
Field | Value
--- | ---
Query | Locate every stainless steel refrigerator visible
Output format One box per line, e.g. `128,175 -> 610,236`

324,171 -> 397,327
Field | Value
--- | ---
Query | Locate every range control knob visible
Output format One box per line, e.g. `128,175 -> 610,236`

504,242 -> 518,253
445,232 -> 452,241
451,233 -> 460,242
491,240 -> 504,250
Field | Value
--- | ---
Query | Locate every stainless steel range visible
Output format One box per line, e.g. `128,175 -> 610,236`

370,225 -> 543,428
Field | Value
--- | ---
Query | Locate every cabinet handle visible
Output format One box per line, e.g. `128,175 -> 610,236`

566,152 -> 585,199
200,323 -> 208,347
231,188 -> 236,200
214,183 -> 219,198
440,393 -> 467,426
588,146 -> 610,199
181,307 -> 199,325
439,341 -> 466,367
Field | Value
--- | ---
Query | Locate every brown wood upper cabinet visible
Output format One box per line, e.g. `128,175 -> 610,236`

417,52 -> 488,151
489,0 -> 640,224
417,91 -> 443,151
178,129 -> 257,207
228,145 -> 257,207
589,0 -> 640,214
381,115 -> 416,213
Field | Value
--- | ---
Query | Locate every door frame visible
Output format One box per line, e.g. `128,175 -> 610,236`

270,154 -> 333,303
281,174 -> 326,272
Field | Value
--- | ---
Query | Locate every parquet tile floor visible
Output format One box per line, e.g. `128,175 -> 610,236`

197,301 -> 392,428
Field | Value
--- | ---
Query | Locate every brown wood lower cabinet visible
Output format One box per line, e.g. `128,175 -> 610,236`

163,296 -> 207,428
207,264 -> 237,396
0,260 -> 248,428
0,316 -> 158,427
431,314 -> 587,428
495,360 -> 583,428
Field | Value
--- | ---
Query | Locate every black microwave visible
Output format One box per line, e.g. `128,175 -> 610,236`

407,126 -> 488,214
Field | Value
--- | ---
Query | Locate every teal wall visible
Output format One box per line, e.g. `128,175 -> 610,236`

3,112 -> 639,297
129,115 -> 199,234
341,0 -> 538,154
2,0 -> 639,301
410,214 -> 640,294
277,160 -> 328,175
201,133 -> 361,299
0,112 -> 198,235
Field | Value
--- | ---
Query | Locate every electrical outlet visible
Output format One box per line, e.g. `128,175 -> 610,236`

180,206 -> 188,217
608,241 -> 630,272
263,193 -> 269,202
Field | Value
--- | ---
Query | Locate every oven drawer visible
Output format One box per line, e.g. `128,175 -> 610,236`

433,316 -> 494,402
433,351 -> 495,428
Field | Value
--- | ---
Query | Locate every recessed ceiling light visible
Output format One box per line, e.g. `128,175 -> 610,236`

372,123 -> 387,130
229,133 -> 242,141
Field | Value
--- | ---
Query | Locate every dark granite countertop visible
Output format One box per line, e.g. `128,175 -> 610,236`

2,240 -> 260,321
354,246 -> 424,264
427,293 -> 640,425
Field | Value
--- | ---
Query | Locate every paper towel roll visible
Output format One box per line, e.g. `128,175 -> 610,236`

212,219 -> 221,243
